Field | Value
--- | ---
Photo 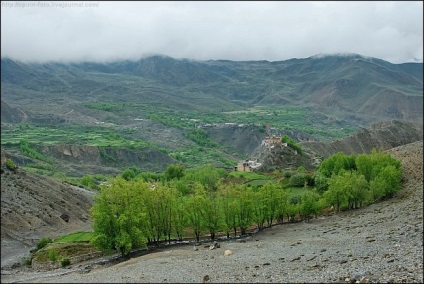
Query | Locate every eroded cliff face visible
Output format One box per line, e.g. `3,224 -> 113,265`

37,144 -> 177,175
300,120 -> 423,158
39,145 -> 102,164
204,124 -> 267,157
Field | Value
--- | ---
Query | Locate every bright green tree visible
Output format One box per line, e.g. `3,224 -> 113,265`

300,190 -> 321,222
183,164 -> 225,191
274,188 -> 289,224
323,172 -> 349,212
346,172 -> 369,209
172,193 -> 187,241
185,183 -> 206,242
370,165 -> 401,200
218,184 -> 238,238
200,190 -> 224,240
163,164 -> 185,181
91,177 -> 147,257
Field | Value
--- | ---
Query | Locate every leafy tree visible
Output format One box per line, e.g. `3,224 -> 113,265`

171,193 -> 187,241
185,183 -> 206,242
283,170 -> 293,178
370,165 -> 402,200
91,177 -> 146,257
314,172 -> 329,193
121,169 -> 136,181
252,188 -> 268,230
355,154 -> 373,183
346,172 -> 369,209
142,183 -> 172,245
163,164 -> 185,181
318,152 -> 356,178
257,182 -> 280,228
237,185 -> 255,236
286,202 -> 300,223
171,179 -> 192,195
200,190 -> 224,240
218,184 -> 238,238
159,184 -> 177,244
379,165 -> 401,198
81,175 -> 95,187
138,171 -> 162,182
183,165 -> 225,192
274,188 -> 289,224
289,173 -> 311,187
300,190 -> 321,221
223,183 -> 254,236
323,172 -> 349,212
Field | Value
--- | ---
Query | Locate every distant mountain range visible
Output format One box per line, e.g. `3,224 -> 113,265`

1,53 -> 422,124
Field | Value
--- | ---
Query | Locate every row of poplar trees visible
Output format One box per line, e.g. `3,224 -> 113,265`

90,149 -> 402,257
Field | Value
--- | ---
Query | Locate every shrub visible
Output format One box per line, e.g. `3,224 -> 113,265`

60,257 -> 70,267
281,135 -> 303,155
121,169 -> 136,181
81,175 -> 94,187
48,248 -> 58,262
23,256 -> 33,266
314,173 -> 329,193
289,173 -> 311,187
37,237 -> 53,250
5,158 -> 17,171
283,170 -> 293,178
297,166 -> 306,173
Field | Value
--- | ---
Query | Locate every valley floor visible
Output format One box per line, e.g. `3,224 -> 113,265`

2,180 -> 422,283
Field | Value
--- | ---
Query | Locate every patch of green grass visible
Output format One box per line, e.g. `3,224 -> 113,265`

284,186 -> 313,197
245,179 -> 276,187
228,171 -> 273,180
54,231 -> 92,243
0,124 -> 152,148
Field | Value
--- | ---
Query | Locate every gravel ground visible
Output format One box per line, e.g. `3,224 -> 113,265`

2,179 -> 422,284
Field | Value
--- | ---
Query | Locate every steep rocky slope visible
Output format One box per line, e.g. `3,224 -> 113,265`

300,120 -> 423,158
1,149 -> 96,269
37,144 -> 177,176
386,140 -> 423,183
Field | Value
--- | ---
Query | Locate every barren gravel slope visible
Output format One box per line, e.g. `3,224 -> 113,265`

1,148 -> 95,270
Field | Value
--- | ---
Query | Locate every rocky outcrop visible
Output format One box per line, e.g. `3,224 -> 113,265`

255,143 -> 316,172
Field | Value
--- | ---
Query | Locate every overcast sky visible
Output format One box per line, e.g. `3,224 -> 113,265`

1,1 -> 423,63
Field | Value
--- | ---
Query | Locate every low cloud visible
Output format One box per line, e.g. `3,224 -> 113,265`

1,1 -> 422,63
